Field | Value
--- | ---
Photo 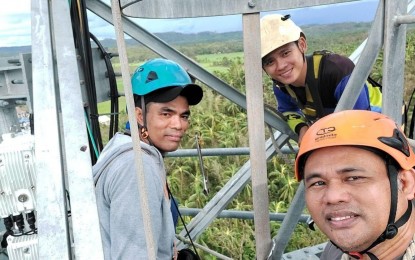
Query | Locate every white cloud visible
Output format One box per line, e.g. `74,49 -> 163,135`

0,1 -> 31,47
0,0 -> 30,15
130,15 -> 242,34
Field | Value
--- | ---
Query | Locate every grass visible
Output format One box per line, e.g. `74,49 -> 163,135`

196,51 -> 243,61
98,78 -> 126,115
195,51 -> 243,73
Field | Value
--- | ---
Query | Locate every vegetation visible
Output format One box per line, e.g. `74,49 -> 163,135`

97,23 -> 415,259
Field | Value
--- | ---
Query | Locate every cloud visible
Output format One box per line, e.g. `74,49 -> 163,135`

0,0 -> 30,15
87,11 -> 117,40
129,14 -> 242,34
0,0 -> 31,47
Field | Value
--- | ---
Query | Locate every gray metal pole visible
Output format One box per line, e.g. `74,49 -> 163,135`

335,0 -> 384,112
243,13 -> 272,259
270,183 -> 306,259
32,0 -> 71,258
179,208 -> 310,223
382,0 -> 408,124
52,0 -> 104,258
166,146 -> 297,157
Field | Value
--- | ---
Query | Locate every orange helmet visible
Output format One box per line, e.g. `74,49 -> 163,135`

295,110 -> 415,181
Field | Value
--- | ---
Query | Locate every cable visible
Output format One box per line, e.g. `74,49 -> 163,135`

1,216 -> 13,248
89,33 -> 119,139
13,214 -> 24,233
70,0 -> 103,164
166,184 -> 201,260
84,109 -> 100,159
405,86 -> 415,138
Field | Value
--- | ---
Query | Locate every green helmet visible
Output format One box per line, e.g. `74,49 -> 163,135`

131,58 -> 203,105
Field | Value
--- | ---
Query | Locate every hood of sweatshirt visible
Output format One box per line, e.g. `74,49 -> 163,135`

92,133 -> 163,185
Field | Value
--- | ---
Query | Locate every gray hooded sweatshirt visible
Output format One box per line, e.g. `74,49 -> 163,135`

93,133 -> 175,259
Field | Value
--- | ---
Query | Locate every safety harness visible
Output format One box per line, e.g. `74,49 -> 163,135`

283,50 -> 383,119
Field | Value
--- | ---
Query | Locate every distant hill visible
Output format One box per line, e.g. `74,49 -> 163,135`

0,46 -> 32,56
0,22 -> 373,55
97,31 -> 243,48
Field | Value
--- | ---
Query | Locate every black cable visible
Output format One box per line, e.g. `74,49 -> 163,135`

29,112 -> 34,135
13,214 -> 25,233
26,211 -> 36,231
405,86 -> 415,138
89,33 -> 119,139
166,184 -> 201,260
1,216 -> 13,248
66,190 -> 72,217
70,0 -> 103,164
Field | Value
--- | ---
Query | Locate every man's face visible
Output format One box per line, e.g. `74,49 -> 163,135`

137,95 -> 190,153
303,146 -> 391,252
262,39 -> 306,86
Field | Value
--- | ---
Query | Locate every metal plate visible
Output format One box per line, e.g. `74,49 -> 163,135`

120,0 -> 357,18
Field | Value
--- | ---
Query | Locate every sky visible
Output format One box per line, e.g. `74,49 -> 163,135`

0,0 -> 380,47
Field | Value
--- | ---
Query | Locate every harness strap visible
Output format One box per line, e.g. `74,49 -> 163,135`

305,52 -> 327,118
294,85 -> 317,117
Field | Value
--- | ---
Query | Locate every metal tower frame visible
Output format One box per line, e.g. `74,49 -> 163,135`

23,0 -> 415,259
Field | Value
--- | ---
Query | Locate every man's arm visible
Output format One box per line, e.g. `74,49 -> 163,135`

273,85 -> 308,135
107,156 -> 164,259
334,75 -> 371,111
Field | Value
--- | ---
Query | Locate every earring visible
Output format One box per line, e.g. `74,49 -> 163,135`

141,127 -> 149,139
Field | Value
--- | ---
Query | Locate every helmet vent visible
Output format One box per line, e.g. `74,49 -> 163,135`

281,14 -> 290,21
145,71 -> 158,83
378,129 -> 411,157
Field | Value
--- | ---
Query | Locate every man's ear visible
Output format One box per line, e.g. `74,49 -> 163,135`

399,168 -> 415,200
135,107 -> 144,126
298,36 -> 307,54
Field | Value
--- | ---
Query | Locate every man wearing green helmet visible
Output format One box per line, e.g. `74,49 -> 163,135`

260,14 -> 380,146
295,110 -> 415,260
93,58 -> 203,259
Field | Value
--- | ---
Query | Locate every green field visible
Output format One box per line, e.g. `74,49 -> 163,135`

98,51 -> 244,115
196,51 -> 243,73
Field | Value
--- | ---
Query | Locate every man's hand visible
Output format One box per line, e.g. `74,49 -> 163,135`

173,242 -> 178,260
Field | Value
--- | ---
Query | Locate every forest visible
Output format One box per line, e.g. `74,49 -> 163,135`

97,22 -> 415,259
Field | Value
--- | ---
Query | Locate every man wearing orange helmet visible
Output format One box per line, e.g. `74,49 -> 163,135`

295,110 -> 415,259
260,14 -> 380,145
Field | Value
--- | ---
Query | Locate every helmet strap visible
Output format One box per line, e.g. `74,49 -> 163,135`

139,96 -> 153,146
333,200 -> 412,259
141,96 -> 147,127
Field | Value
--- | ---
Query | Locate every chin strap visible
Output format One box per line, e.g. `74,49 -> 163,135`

332,200 -> 412,260
345,200 -> 412,259
139,96 -> 153,146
